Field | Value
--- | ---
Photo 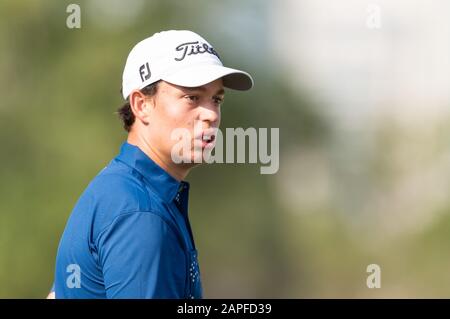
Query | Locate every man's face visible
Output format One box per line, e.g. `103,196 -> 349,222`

145,79 -> 223,167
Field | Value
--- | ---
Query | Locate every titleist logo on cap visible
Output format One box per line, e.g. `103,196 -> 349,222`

174,41 -> 220,62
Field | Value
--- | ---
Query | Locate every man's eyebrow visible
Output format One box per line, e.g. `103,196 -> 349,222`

182,86 -> 225,95
215,88 -> 225,95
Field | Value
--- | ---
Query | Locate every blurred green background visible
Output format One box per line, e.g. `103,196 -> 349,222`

1,0 -> 449,298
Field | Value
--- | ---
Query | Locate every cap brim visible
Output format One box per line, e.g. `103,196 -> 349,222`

162,64 -> 253,91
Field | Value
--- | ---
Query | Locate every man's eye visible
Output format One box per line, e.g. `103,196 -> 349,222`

185,95 -> 199,102
213,97 -> 223,104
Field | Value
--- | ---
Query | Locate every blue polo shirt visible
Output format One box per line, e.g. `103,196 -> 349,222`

54,142 -> 203,299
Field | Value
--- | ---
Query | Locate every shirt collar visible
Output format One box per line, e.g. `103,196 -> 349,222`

115,142 -> 189,203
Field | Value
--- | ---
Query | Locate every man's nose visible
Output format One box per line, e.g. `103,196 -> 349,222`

198,103 -> 220,124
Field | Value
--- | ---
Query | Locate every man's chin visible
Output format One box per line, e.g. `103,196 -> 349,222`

170,149 -> 213,167
173,159 -> 203,169
185,161 -> 202,168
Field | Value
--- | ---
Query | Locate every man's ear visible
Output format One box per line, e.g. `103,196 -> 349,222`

129,89 -> 153,125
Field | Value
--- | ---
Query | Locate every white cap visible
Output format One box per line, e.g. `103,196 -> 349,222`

121,30 -> 254,100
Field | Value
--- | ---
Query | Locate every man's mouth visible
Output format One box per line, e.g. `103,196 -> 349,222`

201,133 -> 216,148
202,133 -> 215,143
198,129 -> 217,148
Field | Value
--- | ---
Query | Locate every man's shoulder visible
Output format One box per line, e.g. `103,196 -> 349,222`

87,159 -> 154,210
92,159 -> 143,190
66,160 -> 151,230
66,159 -> 167,243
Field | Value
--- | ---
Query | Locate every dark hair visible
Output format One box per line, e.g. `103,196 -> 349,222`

117,81 -> 160,132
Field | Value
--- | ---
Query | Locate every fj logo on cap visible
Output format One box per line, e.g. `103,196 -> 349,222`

139,62 -> 151,82
174,41 -> 220,62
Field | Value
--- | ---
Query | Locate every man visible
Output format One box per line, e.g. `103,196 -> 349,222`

50,30 -> 253,298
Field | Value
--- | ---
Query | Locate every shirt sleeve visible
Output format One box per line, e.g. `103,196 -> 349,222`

96,211 -> 186,298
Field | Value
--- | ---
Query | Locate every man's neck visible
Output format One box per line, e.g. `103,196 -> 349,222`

127,133 -> 189,182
